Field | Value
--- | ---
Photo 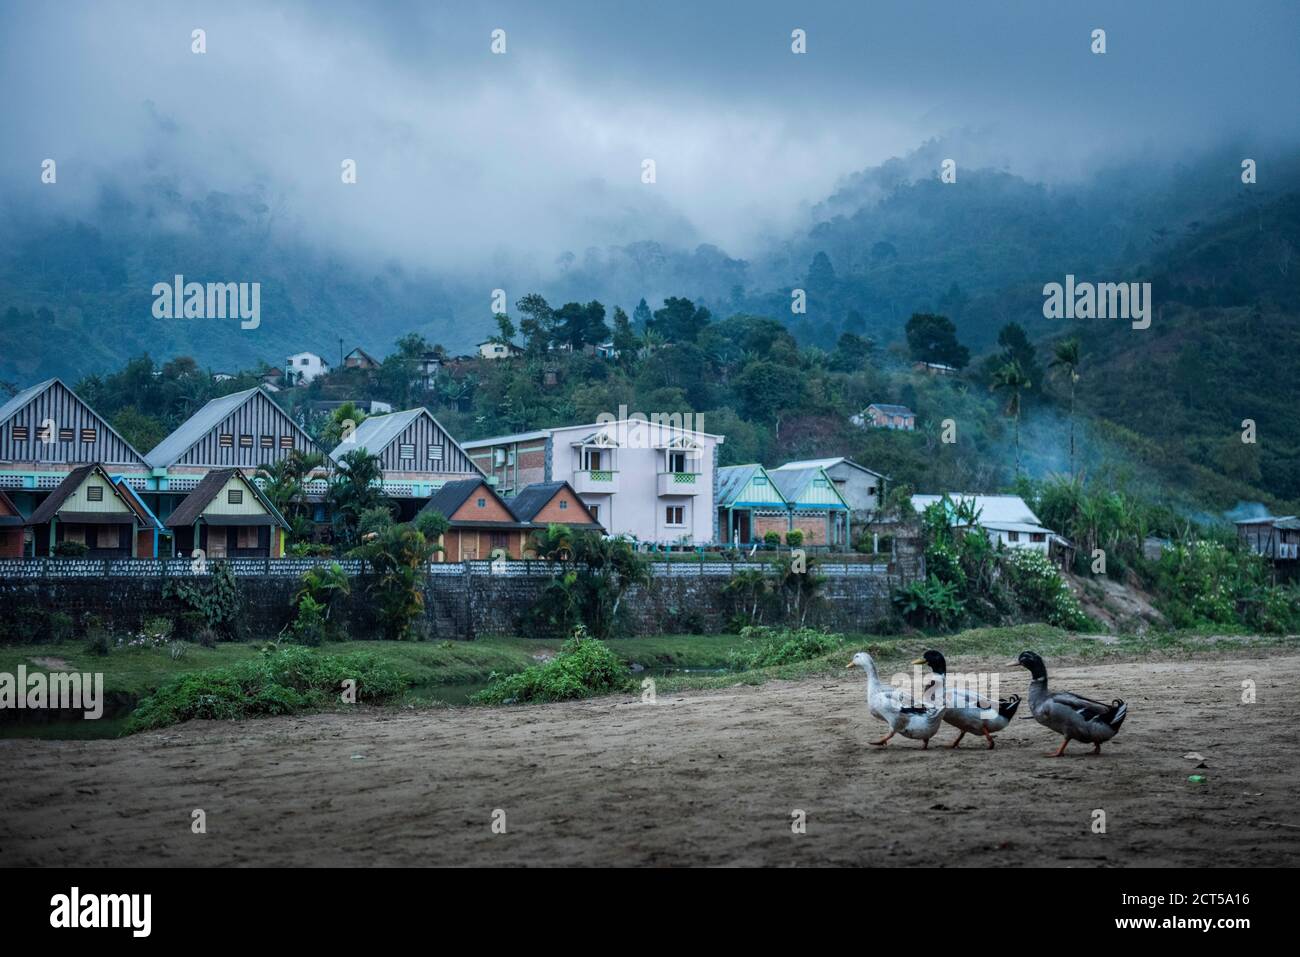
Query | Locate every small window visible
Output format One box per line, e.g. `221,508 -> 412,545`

236,526 -> 259,549
219,433 -> 234,447
669,451 -> 687,473
239,434 -> 253,448
428,444 -> 443,462
559,500 -> 568,510
814,478 -> 829,488
476,497 -> 486,508
1031,533 -> 1046,543
228,489 -> 244,505
260,434 -> 274,448
11,426 -> 27,441
666,506 -> 684,525
399,443 -> 415,460
86,485 -> 104,502
1007,531 -> 1020,542
59,427 -> 74,442
80,428 -> 96,443
753,475 -> 767,486
587,504 -> 599,522
490,531 -> 509,549
279,435 -> 294,449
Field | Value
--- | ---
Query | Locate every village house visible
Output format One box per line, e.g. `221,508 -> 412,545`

328,408 -> 484,520
414,350 -> 443,391
462,419 -> 724,545
165,468 -> 290,559
911,493 -> 1059,553
417,478 -> 600,561
507,481 -> 604,542
342,348 -> 381,371
716,464 -> 790,546
0,490 -> 27,557
23,464 -> 165,558
285,351 -> 330,386
144,386 -> 328,524
477,340 -> 524,360
769,465 -> 852,547
856,403 -> 917,431
913,361 -> 958,376
1235,515 -> 1300,562
775,457 -> 886,524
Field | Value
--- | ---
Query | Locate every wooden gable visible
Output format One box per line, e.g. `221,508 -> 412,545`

176,390 -> 319,468
0,379 -> 147,467
373,410 -> 480,474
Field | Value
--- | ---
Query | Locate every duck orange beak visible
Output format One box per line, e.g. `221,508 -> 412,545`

911,657 -> 927,666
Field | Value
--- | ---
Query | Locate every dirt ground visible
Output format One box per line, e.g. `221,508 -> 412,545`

3,653 -> 1299,867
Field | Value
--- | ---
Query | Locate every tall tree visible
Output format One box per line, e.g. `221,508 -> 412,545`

905,313 -> 970,369
1049,338 -> 1081,477
991,359 -> 1032,477
516,293 -> 555,354
650,297 -> 711,343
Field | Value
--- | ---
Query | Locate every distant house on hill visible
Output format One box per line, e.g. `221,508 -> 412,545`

912,493 -> 1059,553
343,348 -> 380,371
477,340 -> 523,360
285,352 -> 330,386
1236,515 -> 1300,561
913,361 -> 958,376
855,403 -> 916,431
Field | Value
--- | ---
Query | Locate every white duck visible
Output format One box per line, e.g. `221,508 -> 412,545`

846,650 -> 946,748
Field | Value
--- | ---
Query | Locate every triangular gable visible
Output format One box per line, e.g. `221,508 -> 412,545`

166,468 -> 290,528
332,408 -> 482,475
148,387 -> 323,469
572,429 -> 620,448
26,464 -> 139,525
0,379 -> 148,467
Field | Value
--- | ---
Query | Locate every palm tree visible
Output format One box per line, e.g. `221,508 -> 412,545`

1049,338 -> 1081,478
991,359 -> 1032,477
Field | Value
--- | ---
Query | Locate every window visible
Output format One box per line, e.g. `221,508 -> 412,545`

95,526 -> 119,549
1007,531 -> 1021,542
814,478 -> 829,488
279,435 -> 294,449
260,434 -> 274,448
490,531 -> 509,550
59,428 -> 74,442
239,434 -> 253,448
80,428 -> 96,443
228,489 -> 244,505
236,526 -> 260,549
1030,533 -> 1046,543
428,444 -> 443,462
669,451 -> 687,473
559,500 -> 568,510
476,497 -> 486,508
300,358 -> 309,366
666,506 -> 684,525
506,449 -> 515,466
753,475 -> 767,486
11,425 -> 28,441
587,504 -> 599,523
399,443 -> 415,460
219,433 -> 233,447
584,449 -> 602,471
62,525 -> 86,545
86,485 -> 104,502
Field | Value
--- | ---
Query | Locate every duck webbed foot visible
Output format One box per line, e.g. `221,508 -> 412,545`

1048,737 -> 1070,757
870,732 -> 895,747
982,728 -> 996,750
948,731 -> 966,749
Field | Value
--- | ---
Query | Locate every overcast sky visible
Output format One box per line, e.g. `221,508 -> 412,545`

2,0 -> 1297,270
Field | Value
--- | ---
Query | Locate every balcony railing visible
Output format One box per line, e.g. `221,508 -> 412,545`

573,469 -> 619,494
657,471 -> 701,496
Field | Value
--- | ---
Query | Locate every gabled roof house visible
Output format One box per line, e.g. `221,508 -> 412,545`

24,464 -> 164,558
716,464 -> 789,545
165,468 -> 290,559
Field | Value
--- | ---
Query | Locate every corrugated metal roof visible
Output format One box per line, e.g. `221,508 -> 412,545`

770,467 -> 848,509
717,464 -> 788,507
145,387 -> 261,468
0,378 -> 58,425
912,494 -> 1051,531
775,457 -> 885,478
329,408 -> 423,463
868,403 -> 915,416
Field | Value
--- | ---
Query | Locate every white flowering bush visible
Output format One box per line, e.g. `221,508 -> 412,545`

1001,549 -> 1091,630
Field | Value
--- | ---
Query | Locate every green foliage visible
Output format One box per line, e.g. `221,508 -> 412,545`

905,313 -> 969,369
763,530 -> 781,546
127,646 -> 410,732
472,626 -> 633,704
83,619 -> 112,656
1001,549 -> 1091,630
288,563 -> 351,644
1151,540 -> 1300,633
352,524 -> 438,640
163,563 -> 243,640
526,531 -> 649,639
53,541 -> 89,557
726,625 -> 847,670
785,529 -> 804,547
413,509 -> 450,542
328,449 -> 388,549
893,577 -> 965,629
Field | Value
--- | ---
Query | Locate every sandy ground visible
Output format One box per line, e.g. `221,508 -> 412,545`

3,653 -> 1299,867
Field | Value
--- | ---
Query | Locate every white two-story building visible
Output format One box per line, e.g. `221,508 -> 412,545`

462,418 -> 723,545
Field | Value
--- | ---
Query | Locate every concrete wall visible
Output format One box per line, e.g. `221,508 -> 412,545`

0,550 -> 921,641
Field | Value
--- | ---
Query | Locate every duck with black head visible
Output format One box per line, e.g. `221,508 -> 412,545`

1010,651 -> 1127,756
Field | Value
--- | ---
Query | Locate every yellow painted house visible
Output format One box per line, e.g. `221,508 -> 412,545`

165,468 -> 290,558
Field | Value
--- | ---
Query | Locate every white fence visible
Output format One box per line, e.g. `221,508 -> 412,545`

0,557 -> 898,581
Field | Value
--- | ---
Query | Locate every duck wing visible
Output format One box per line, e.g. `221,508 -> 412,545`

1049,690 -> 1124,724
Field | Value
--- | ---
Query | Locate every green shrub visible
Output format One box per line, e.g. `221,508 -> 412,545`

785,529 -> 804,547
84,622 -> 111,656
1001,549 -> 1092,630
763,531 -> 781,546
127,646 -> 410,732
48,611 -> 75,642
53,541 -> 89,557
893,577 -> 965,630
726,625 -> 847,670
472,626 -> 632,704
